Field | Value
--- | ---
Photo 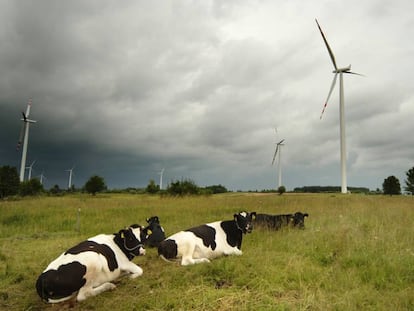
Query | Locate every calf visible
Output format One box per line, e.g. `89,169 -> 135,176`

141,216 -> 166,248
36,224 -> 146,304
254,212 -> 309,230
157,211 -> 256,266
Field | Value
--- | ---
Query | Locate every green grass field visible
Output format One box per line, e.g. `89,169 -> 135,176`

1,193 -> 413,310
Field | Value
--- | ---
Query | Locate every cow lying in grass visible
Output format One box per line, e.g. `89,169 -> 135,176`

36,224 -> 146,304
157,211 -> 256,266
141,216 -> 166,248
254,212 -> 309,230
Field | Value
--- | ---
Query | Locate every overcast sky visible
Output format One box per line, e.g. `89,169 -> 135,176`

1,0 -> 413,191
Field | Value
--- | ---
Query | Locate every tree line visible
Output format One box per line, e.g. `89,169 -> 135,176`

0,166 -> 106,198
1,165 -> 413,199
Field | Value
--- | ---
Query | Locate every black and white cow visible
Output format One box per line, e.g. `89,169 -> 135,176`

141,216 -> 166,248
157,211 -> 256,266
254,212 -> 309,230
36,224 -> 146,304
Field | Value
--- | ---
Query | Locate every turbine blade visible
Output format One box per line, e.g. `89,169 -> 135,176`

25,98 -> 32,117
277,139 -> 285,145
272,145 -> 279,165
320,73 -> 338,119
315,19 -> 338,70
21,112 -> 27,121
16,123 -> 26,150
346,71 -> 365,77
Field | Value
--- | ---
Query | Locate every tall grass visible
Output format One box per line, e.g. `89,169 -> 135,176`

0,193 -> 413,310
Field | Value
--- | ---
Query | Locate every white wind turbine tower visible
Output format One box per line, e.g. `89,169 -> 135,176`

26,160 -> 36,180
158,168 -> 165,190
316,19 -> 362,194
66,166 -> 75,189
272,138 -> 285,189
17,98 -> 37,182
39,172 -> 46,185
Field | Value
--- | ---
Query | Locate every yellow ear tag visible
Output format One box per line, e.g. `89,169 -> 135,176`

121,232 -> 124,239
147,229 -> 152,235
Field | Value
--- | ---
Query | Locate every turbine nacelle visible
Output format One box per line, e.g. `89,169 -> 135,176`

334,64 -> 351,73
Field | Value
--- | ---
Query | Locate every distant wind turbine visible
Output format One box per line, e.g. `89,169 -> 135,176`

272,138 -> 285,189
39,172 -> 47,185
158,168 -> 165,190
316,19 -> 363,194
66,166 -> 75,189
17,98 -> 37,181
26,160 -> 36,180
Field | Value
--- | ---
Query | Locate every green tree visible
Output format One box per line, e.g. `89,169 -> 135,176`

382,175 -> 401,195
278,186 -> 286,195
404,167 -> 414,195
0,166 -> 20,198
84,175 -> 106,195
19,178 -> 44,196
167,179 -> 199,196
146,179 -> 160,194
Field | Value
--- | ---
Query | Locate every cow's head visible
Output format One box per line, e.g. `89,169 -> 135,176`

141,216 -> 162,242
146,216 -> 160,225
234,211 -> 256,234
119,224 -> 146,257
291,212 -> 309,229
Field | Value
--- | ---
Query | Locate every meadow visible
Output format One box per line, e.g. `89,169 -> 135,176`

0,193 -> 413,310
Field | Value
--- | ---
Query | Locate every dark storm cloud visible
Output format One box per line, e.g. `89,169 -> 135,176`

1,0 -> 413,191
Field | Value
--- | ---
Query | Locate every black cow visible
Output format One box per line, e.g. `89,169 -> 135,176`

254,212 -> 309,230
141,216 -> 166,248
36,224 -> 146,303
158,211 -> 256,266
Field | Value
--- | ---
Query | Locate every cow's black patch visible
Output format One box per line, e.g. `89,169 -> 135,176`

220,220 -> 242,248
158,239 -> 178,259
36,261 -> 86,302
65,240 -> 118,271
186,225 -> 217,250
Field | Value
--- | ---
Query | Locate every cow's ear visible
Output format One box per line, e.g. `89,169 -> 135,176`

304,213 -> 309,217
146,218 -> 150,223
119,229 -> 127,239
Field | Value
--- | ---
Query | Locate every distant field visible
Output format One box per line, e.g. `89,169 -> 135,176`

1,193 -> 413,310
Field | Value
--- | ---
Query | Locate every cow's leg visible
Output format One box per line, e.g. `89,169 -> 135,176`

181,257 -> 210,266
76,282 -> 116,301
224,249 -> 243,256
124,263 -> 143,279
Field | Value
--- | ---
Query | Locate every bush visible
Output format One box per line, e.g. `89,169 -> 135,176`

19,179 -> 43,196
146,179 -> 160,194
0,166 -> 20,199
167,179 -> 199,196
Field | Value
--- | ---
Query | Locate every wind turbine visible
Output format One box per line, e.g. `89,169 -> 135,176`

316,19 -> 362,194
66,166 -> 75,190
39,172 -> 47,185
158,168 -> 165,190
26,160 -> 36,180
272,139 -> 285,189
17,98 -> 37,181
